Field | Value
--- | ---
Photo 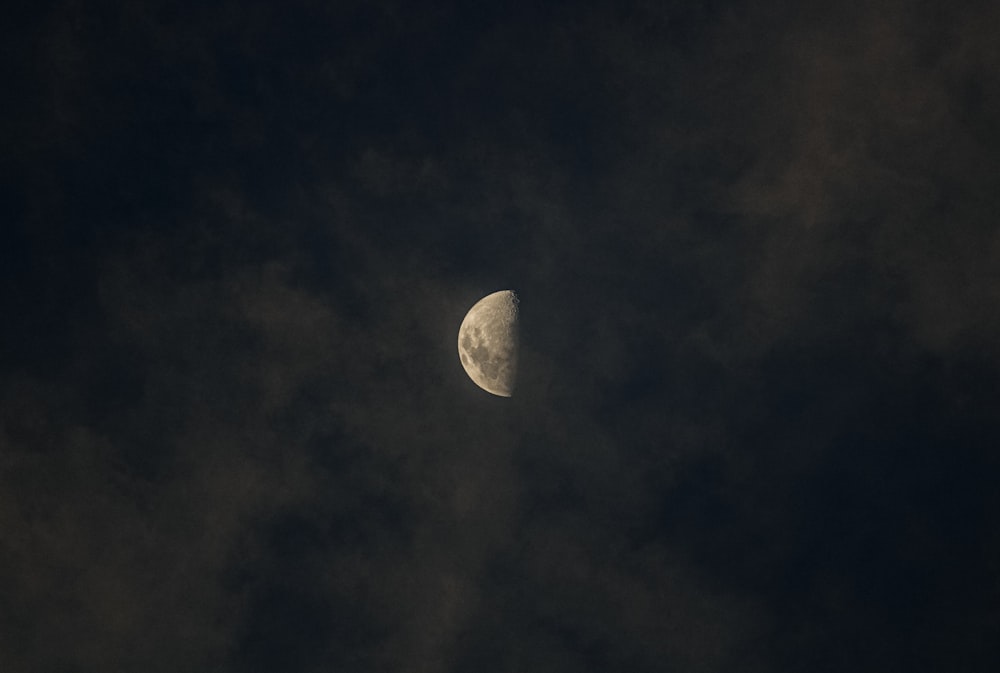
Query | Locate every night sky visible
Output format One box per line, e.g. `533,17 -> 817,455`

4,1 -> 1000,671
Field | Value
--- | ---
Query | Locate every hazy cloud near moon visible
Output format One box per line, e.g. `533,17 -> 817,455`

3,0 -> 1000,671
723,1 -> 1000,359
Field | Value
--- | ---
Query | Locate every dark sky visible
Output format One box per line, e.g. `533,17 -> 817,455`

4,1 -> 1000,671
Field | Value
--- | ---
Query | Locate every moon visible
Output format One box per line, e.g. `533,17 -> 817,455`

457,290 -> 519,397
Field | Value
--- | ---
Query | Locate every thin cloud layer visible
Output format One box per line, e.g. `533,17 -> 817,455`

2,1 -> 999,671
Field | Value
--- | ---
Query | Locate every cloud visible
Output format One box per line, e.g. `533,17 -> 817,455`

722,1 -> 1000,358
4,1 -> 1000,671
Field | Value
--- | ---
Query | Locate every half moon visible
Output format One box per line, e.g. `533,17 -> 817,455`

457,290 -> 519,397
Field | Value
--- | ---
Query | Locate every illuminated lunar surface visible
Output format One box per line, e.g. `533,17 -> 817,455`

457,290 -> 519,397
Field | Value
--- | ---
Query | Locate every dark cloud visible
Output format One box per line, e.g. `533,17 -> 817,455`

3,0 -> 999,671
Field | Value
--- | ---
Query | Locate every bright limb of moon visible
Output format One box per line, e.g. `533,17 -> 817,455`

457,290 -> 519,397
